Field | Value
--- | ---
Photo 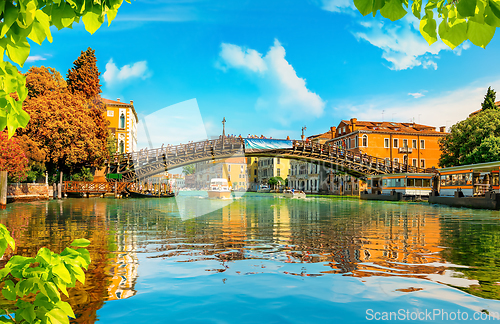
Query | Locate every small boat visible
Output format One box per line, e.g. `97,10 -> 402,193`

125,186 -> 176,198
283,189 -> 306,198
207,178 -> 231,199
257,185 -> 270,193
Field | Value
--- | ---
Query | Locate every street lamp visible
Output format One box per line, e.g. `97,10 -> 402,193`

301,126 -> 307,141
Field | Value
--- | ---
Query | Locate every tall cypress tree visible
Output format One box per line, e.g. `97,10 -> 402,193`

66,47 -> 102,100
481,86 -> 497,111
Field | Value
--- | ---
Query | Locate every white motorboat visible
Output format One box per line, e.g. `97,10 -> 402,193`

283,189 -> 306,198
207,178 -> 231,199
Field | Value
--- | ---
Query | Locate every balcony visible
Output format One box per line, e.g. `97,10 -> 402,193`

398,147 -> 413,153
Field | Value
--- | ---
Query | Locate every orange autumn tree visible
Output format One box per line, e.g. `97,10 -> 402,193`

17,65 -> 108,178
0,132 -> 29,182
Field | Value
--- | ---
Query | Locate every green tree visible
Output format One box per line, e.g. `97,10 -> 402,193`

439,109 -> 500,167
268,176 -> 285,189
481,86 -> 497,111
352,0 -> 500,49
182,165 -> 196,175
0,0 -> 129,138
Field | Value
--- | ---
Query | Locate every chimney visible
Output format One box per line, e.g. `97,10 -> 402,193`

130,100 -> 134,105
116,98 -> 121,102
330,126 -> 336,139
350,118 -> 357,132
439,126 -> 446,132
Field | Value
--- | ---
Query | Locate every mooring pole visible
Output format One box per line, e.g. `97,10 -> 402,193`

58,171 -> 62,199
0,171 -> 7,209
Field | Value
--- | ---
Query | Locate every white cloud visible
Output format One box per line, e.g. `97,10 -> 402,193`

26,55 -> 49,63
103,59 -> 151,87
408,92 -> 426,98
218,39 -> 326,125
351,16 -> 472,70
321,0 -> 355,13
333,79 -> 500,131
353,16 -> 452,70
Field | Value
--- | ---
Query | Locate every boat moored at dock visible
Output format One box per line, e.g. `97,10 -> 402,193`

361,173 -> 434,201
429,161 -> 500,210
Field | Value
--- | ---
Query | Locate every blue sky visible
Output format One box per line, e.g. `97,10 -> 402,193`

21,0 -> 500,144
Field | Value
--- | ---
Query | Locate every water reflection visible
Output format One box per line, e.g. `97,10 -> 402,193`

1,194 -> 500,323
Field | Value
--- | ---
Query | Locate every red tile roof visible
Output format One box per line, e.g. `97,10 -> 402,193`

103,98 -> 138,122
338,120 -> 446,135
469,101 -> 500,117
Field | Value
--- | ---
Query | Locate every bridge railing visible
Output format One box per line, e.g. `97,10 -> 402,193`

109,136 -> 244,164
292,140 -> 434,174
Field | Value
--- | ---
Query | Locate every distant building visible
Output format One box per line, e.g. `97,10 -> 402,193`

257,157 -> 290,189
104,98 -> 138,154
247,157 -> 259,191
326,118 -> 447,169
195,157 -> 248,190
185,174 -> 196,188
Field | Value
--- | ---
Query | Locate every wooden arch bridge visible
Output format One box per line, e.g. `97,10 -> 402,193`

106,137 -> 433,181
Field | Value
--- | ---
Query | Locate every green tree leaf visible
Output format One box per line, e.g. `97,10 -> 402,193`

412,0 -> 422,19
354,0 -> 373,16
457,0 -> 477,16
420,11 -> 438,45
71,238 -> 91,247
2,280 -> 17,301
380,0 -> 407,21
468,19 -> 496,47
439,18 -> 468,49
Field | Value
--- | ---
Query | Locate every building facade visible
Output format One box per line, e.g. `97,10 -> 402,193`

104,98 -> 138,154
247,157 -> 259,191
256,157 -> 290,190
326,118 -> 447,169
195,157 -> 248,190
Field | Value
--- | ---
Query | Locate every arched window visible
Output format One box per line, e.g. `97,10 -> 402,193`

119,113 -> 125,129
355,135 -> 359,148
119,140 -> 124,154
362,135 -> 368,147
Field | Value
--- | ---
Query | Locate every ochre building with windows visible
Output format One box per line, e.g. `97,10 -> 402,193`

326,118 -> 447,169
104,98 -> 138,154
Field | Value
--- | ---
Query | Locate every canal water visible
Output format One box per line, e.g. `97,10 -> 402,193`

2,193 -> 500,323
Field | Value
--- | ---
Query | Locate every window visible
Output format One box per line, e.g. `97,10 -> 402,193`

241,165 -> 244,172
254,169 -> 256,175
412,139 -> 417,148
384,138 -> 390,148
412,158 -> 417,167
119,140 -> 124,154
420,159 -> 425,168
228,165 -> 231,172
420,140 -> 425,149
362,135 -> 368,147
355,135 -> 359,148
119,113 -> 125,129
393,138 -> 399,148
277,158 -> 281,164
277,168 -> 281,177
403,139 -> 408,148
107,110 -> 114,117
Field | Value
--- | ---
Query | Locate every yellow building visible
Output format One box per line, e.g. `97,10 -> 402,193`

327,118 -> 447,169
247,157 -> 259,191
195,157 -> 248,190
256,157 -> 291,189
104,98 -> 138,154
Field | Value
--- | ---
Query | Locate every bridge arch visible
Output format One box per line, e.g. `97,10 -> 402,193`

107,137 -> 432,181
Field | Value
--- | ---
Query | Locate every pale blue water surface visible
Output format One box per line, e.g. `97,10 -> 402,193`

2,192 -> 500,323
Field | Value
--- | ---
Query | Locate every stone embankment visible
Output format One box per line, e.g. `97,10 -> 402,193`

7,183 -> 51,203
